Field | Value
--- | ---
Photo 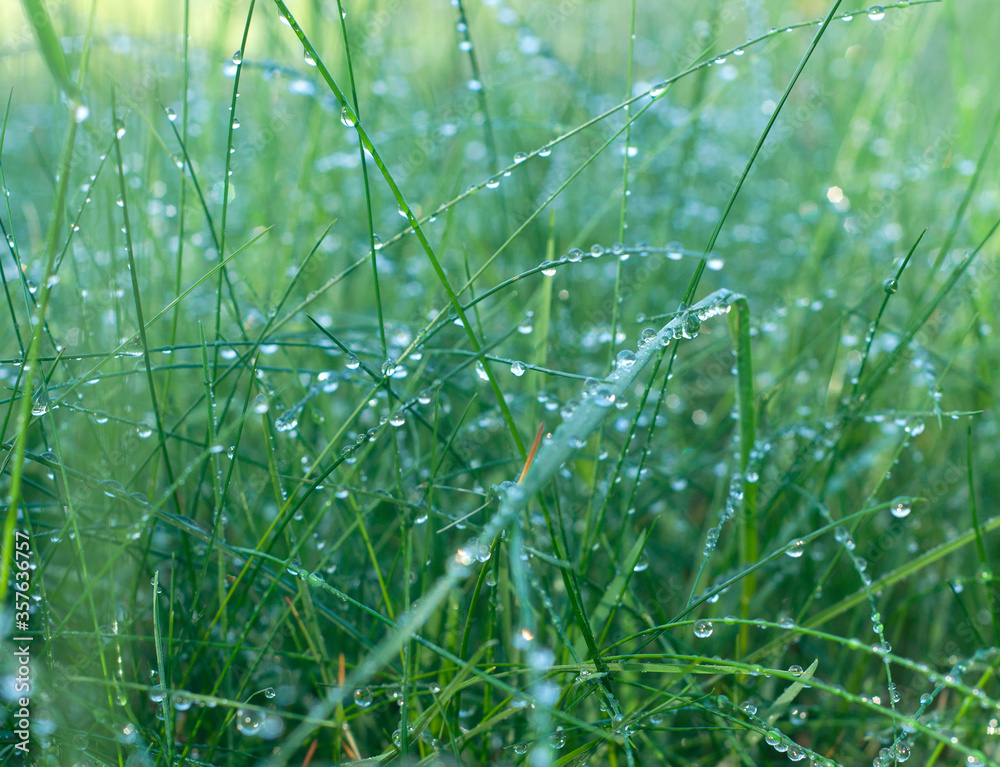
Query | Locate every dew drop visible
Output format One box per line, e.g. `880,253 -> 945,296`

510,360 -> 526,377
593,385 -> 616,407
890,498 -> 911,518
353,687 -> 373,708
232,50 -> 243,65
616,349 -> 636,369
303,48 -> 316,66
786,539 -> 805,558
236,708 -> 265,736
341,106 -> 356,127
883,277 -> 898,294
693,619 -> 713,638
867,5 -> 885,21
275,413 -> 298,432
306,572 -> 325,588
681,314 -> 701,339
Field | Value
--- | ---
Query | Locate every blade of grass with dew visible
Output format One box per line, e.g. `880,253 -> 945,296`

728,294 -> 757,662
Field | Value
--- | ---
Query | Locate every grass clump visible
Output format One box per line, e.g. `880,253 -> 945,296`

2,0 -> 1000,765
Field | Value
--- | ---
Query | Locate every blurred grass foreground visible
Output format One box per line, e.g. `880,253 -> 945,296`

2,0 -> 1000,765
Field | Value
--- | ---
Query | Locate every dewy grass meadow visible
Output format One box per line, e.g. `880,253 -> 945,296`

1,0 -> 999,764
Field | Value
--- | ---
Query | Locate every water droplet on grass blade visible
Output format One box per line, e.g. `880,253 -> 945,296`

232,50 -> 243,65
890,498 -> 911,518
786,539 -> 805,558
867,5 -> 885,21
883,277 -> 898,294
681,314 -> 701,339
616,350 -> 636,369
275,412 -> 298,432
693,619 -> 713,638
303,48 -> 316,66
510,360 -> 526,376
594,385 -> 615,407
